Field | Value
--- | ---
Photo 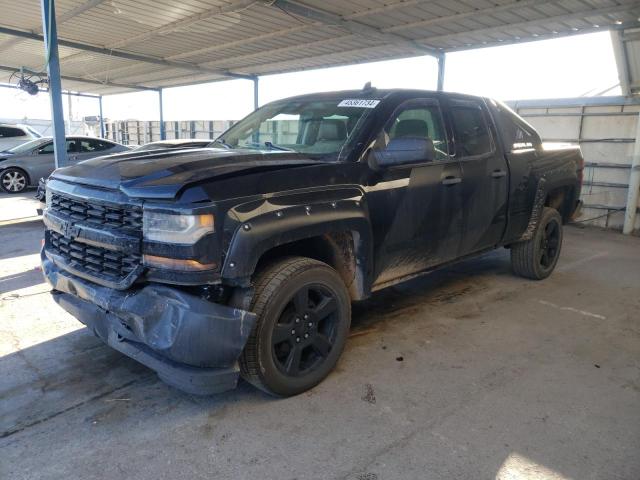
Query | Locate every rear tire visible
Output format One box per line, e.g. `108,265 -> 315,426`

511,207 -> 563,280
238,257 -> 351,397
1,168 -> 29,193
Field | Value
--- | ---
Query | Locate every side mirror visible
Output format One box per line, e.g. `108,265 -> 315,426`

369,137 -> 435,170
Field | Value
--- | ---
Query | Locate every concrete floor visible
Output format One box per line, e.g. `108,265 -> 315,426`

1,190 -> 639,480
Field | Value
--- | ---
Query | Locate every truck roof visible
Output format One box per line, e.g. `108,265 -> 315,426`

273,88 -> 486,104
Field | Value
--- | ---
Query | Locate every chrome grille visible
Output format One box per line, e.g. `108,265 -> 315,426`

50,193 -> 142,232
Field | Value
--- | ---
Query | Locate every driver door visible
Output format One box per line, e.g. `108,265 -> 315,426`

365,98 -> 464,288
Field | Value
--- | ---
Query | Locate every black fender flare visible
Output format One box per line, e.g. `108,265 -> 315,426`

520,173 -> 577,241
221,191 -> 373,291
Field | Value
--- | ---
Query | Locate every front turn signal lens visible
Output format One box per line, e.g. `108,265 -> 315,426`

143,254 -> 217,272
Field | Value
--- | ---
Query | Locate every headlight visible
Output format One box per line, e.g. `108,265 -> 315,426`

45,188 -> 52,207
143,211 -> 214,243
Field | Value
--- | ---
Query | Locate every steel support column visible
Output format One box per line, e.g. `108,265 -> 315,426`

253,76 -> 259,110
98,95 -> 105,138
158,88 -> 166,140
623,112 -> 640,234
41,0 -> 67,168
437,53 -> 446,91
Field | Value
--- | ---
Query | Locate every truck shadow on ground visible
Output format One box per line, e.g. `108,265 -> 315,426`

0,251 -> 510,438
0,248 -> 512,441
351,248 -> 512,331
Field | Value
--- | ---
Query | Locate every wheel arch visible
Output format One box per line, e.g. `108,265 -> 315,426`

544,185 -> 575,223
221,197 -> 373,301
519,178 -> 575,241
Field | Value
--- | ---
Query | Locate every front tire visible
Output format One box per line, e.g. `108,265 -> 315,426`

239,257 -> 351,397
511,207 -> 563,280
1,168 -> 29,193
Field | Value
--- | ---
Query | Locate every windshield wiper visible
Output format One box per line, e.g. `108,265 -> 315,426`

264,141 -> 293,152
210,138 -> 232,149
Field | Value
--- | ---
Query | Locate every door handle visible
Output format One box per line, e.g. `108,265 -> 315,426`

491,169 -> 507,178
441,176 -> 462,186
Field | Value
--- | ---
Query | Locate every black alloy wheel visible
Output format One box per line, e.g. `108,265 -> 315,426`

271,284 -> 339,377
511,207 -> 564,280
238,257 -> 351,396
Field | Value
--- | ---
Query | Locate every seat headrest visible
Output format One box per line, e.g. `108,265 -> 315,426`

394,119 -> 428,138
318,119 -> 347,141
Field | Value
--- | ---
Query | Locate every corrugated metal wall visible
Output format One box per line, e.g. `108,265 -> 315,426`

510,97 -> 640,231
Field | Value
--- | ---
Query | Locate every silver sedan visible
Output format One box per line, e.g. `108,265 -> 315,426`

0,136 -> 130,193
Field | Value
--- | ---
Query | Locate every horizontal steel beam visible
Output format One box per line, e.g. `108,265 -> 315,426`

508,96 -> 640,108
582,204 -> 637,212
583,180 -> 629,189
538,138 -> 636,143
0,82 -> 100,98
0,64 -> 158,92
519,112 -> 637,118
0,26 -> 254,80
584,162 -> 632,169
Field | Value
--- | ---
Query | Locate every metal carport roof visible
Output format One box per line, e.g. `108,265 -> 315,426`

611,26 -> 640,96
1,0 -> 639,96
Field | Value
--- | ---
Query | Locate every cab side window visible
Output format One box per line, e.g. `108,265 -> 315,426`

384,103 -> 449,161
80,139 -> 112,152
38,143 -> 54,154
38,140 -> 77,154
494,103 -> 540,151
451,106 -> 492,157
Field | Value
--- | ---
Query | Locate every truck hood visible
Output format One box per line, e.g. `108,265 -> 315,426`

50,147 -> 326,199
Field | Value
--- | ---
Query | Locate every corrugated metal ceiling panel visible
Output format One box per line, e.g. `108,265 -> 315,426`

0,0 -> 637,95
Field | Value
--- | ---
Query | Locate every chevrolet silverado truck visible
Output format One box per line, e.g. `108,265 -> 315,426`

41,87 -> 583,397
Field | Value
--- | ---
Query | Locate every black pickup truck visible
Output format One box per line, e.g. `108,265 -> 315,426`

41,87 -> 583,396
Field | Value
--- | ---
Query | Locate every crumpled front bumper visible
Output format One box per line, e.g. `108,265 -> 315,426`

42,251 -> 257,395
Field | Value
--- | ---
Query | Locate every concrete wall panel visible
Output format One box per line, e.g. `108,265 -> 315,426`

524,116 -> 581,140
581,115 -> 638,140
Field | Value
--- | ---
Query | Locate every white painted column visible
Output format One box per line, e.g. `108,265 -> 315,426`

623,112 -> 640,234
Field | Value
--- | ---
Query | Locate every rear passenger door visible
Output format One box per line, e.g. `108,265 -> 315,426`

447,98 -> 509,254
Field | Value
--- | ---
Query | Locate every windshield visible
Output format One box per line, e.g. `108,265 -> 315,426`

210,97 -> 379,160
6,138 -> 48,154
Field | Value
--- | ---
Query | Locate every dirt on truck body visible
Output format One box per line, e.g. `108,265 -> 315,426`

41,86 -> 583,396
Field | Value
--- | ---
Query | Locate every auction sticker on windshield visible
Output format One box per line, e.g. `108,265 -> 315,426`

338,99 -> 380,108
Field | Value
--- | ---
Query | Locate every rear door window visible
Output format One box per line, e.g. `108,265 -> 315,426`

450,103 -> 493,157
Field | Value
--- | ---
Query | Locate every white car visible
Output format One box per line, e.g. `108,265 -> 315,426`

0,123 -> 42,151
